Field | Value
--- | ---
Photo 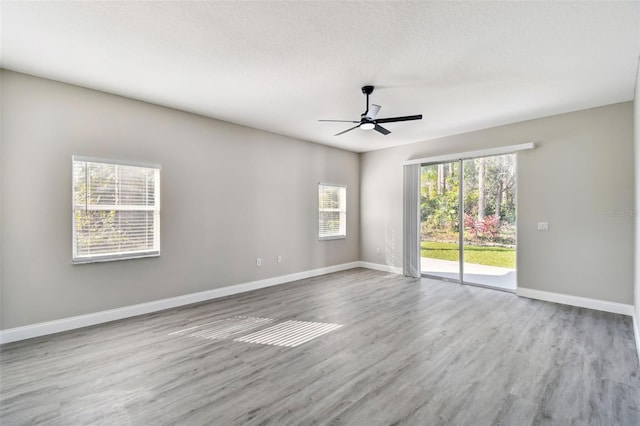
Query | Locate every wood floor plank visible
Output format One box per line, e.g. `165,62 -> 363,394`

1,268 -> 638,425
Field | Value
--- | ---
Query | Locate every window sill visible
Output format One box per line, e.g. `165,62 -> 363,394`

319,235 -> 347,241
73,251 -> 160,264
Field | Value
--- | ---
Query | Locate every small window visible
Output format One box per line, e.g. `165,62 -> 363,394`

318,183 -> 346,240
72,156 -> 160,263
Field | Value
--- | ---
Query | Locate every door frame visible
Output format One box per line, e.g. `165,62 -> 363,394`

414,145 -> 533,292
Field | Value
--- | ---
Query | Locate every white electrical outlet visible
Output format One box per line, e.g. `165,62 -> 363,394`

376,248 -> 381,254
277,255 -> 282,263
537,222 -> 549,231
256,258 -> 262,267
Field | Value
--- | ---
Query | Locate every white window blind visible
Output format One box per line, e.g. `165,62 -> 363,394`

72,156 -> 160,263
318,183 -> 346,239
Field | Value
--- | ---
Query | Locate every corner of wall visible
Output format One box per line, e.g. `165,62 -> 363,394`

633,54 -> 640,364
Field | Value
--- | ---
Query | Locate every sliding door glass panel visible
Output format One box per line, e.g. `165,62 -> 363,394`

462,154 -> 517,290
420,162 -> 460,282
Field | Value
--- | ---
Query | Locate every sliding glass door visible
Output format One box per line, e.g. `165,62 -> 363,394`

420,161 -> 461,282
421,154 -> 517,291
462,155 -> 517,290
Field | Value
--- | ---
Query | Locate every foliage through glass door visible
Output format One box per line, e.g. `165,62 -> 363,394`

421,154 -> 517,290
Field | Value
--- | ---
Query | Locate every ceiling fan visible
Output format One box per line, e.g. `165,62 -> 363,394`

319,86 -> 422,136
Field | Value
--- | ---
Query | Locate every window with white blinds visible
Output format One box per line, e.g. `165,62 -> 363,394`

318,183 -> 346,239
72,156 -> 160,263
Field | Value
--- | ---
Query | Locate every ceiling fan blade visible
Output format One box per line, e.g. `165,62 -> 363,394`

375,114 -> 422,124
366,104 -> 381,120
334,125 -> 360,136
319,119 -> 359,123
374,124 -> 391,135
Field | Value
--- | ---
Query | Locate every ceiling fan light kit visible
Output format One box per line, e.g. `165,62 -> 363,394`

319,86 -> 422,136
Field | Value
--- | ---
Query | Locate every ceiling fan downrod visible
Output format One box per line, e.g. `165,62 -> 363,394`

361,85 -> 374,119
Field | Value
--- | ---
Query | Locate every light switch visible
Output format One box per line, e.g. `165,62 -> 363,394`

537,222 -> 549,231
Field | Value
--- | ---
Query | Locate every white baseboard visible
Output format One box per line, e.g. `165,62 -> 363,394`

0,261 -> 362,344
516,287 -> 635,316
358,261 -> 403,275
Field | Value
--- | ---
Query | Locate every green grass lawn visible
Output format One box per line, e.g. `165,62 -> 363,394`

421,241 -> 515,268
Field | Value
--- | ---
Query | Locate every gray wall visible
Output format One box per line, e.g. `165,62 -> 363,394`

361,102 -> 634,304
0,70 -> 360,329
1,68 -> 635,331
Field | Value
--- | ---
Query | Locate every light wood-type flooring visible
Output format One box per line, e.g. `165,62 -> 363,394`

1,268 -> 639,425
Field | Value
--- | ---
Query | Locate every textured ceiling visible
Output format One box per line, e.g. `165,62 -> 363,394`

2,1 -> 639,153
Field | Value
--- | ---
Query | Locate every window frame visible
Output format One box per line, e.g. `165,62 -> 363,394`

72,155 -> 161,264
318,182 -> 347,240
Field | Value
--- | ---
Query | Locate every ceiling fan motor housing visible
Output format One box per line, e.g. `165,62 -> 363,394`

361,85 -> 374,95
